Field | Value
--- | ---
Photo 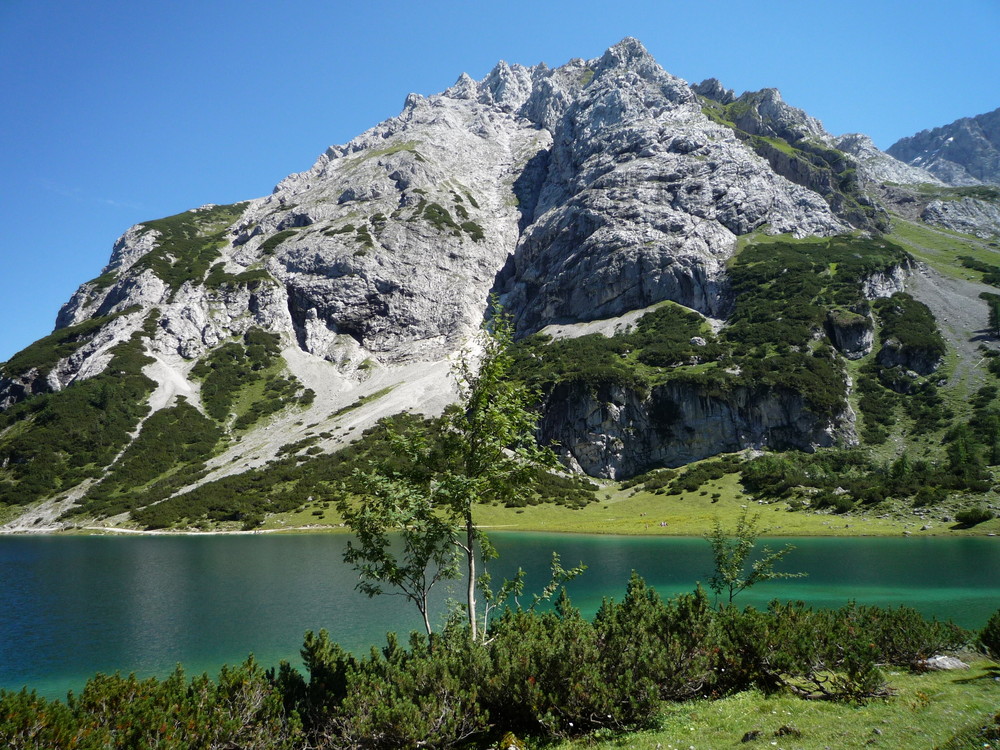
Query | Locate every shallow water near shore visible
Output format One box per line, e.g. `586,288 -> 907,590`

1,533 -> 997,700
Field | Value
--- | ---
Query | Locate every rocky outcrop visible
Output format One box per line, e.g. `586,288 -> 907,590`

861,265 -> 908,299
834,133 -> 940,186
0,369 -> 50,410
888,107 -> 1000,186
825,308 -> 874,360
540,379 -> 855,479
922,196 -> 1000,238
876,338 -> 942,377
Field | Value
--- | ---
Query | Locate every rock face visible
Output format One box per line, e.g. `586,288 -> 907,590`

825,308 -> 874,360
540,379 -> 854,479
487,42 -> 848,330
888,107 -> 1000,186
834,133 -> 940,186
922,197 -> 1000,238
692,82 -> 937,231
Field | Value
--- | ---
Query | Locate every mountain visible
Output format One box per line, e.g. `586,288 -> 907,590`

888,107 -> 1000,186
2,38 -> 1000,532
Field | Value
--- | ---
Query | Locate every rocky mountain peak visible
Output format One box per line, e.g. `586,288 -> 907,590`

691,78 -> 735,105
888,106 -> 1000,186
6,37 -> 995,531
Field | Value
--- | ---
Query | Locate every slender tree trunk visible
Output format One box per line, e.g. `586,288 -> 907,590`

420,601 -> 432,636
466,520 -> 478,641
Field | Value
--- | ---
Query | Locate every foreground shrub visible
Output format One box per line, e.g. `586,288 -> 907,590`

594,573 -> 718,702
485,592 -> 633,738
332,631 -> 489,749
840,602 -> 969,668
981,609 -> 1000,661
0,658 -> 302,750
718,601 -> 890,701
956,505 -> 995,526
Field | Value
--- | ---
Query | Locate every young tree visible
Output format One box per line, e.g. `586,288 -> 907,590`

435,306 -> 554,640
706,507 -> 805,605
339,303 -> 553,640
339,427 -> 460,635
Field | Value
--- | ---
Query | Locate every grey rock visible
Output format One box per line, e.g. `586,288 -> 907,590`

919,655 -> 970,671
540,379 -> 855,479
692,78 -> 735,105
861,265 -> 908,299
876,336 -> 942,376
922,197 -> 1000,238
825,308 -> 874,360
888,107 -> 1000,186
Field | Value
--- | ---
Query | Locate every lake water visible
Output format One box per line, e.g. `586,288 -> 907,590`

1,533 -> 997,700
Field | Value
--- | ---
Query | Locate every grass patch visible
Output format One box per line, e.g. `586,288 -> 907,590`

889,218 -> 995,279
204,263 -> 274,289
258,228 -> 298,256
553,660 -> 1000,750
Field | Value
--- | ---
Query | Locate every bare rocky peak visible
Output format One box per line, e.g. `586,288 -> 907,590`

888,107 -> 1000,186
696,77 -> 938,190
27,39 -> 861,406
834,133 -> 941,186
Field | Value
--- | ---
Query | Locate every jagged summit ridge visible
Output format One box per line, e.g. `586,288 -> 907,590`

888,107 -> 1000,186
16,37 -> 941,398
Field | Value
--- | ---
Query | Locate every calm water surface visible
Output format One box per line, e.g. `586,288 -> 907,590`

0,533 -> 997,699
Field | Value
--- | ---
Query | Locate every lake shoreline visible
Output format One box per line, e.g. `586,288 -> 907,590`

1,522 -> 996,539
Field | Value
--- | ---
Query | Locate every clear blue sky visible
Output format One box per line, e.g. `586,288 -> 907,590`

2,0 -> 998,363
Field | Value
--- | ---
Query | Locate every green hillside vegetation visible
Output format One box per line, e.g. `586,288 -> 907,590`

514,236 -> 910,423
127,411 -> 600,530
131,202 -> 248,293
190,328 -> 314,430
0,315 -> 158,507
0,306 -> 139,380
71,398 -> 224,519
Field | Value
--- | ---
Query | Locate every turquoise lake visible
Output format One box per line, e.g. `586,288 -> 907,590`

0,533 -> 997,700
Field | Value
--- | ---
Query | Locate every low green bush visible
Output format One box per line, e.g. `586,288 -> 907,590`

980,609 -> 1000,660
956,505 -> 995,526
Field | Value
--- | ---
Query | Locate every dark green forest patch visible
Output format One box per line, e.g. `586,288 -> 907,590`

0,316 -> 159,506
131,203 -> 248,293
